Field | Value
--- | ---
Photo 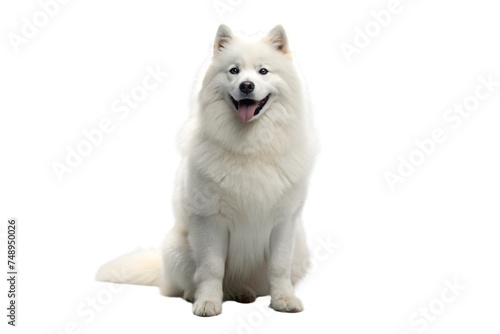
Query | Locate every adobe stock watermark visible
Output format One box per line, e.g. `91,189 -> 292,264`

308,235 -> 341,273
222,234 -> 340,334
397,278 -> 466,334
213,0 -> 245,20
340,0 -> 417,64
7,0 -> 72,54
51,64 -> 168,182
47,270 -> 127,334
384,73 -> 499,191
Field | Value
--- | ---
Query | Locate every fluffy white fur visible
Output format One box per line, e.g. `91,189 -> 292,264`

96,24 -> 316,317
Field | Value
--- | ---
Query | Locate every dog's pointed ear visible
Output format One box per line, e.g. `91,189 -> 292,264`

214,24 -> 233,52
266,25 -> 289,54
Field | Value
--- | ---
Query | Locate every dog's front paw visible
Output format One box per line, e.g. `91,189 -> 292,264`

193,300 -> 222,317
270,295 -> 303,313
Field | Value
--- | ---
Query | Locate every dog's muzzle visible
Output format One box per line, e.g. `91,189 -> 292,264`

230,94 -> 270,122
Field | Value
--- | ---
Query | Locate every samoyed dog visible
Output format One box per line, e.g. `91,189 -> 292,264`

96,24 -> 316,316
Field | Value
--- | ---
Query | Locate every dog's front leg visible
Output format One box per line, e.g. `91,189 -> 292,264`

268,217 -> 304,312
190,215 -> 228,317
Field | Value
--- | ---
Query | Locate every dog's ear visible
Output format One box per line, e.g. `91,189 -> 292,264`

266,25 -> 289,54
214,24 -> 233,52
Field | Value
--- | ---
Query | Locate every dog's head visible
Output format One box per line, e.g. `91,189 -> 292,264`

206,25 -> 293,123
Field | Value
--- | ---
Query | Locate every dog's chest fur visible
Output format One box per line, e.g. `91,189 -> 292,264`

189,140 -> 307,212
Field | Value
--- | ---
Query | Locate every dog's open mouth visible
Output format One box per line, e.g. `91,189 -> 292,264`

230,94 -> 270,122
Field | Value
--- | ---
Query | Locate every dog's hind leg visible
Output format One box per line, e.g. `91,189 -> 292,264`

159,227 -> 196,301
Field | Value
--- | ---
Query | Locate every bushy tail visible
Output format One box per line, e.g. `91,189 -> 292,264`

95,249 -> 161,286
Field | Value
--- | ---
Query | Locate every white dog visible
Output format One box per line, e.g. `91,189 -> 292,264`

96,24 -> 316,317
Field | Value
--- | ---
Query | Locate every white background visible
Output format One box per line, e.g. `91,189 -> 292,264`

1,0 -> 499,333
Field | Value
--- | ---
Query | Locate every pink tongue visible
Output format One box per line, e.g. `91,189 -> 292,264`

238,102 -> 257,122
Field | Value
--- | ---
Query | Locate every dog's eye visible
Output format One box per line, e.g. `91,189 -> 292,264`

259,68 -> 268,75
229,67 -> 239,75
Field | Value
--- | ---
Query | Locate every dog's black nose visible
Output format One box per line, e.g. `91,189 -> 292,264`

239,81 -> 255,94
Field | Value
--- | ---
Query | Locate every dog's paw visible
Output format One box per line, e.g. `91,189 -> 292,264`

228,286 -> 257,304
270,295 -> 303,313
193,300 -> 222,317
233,291 -> 257,304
